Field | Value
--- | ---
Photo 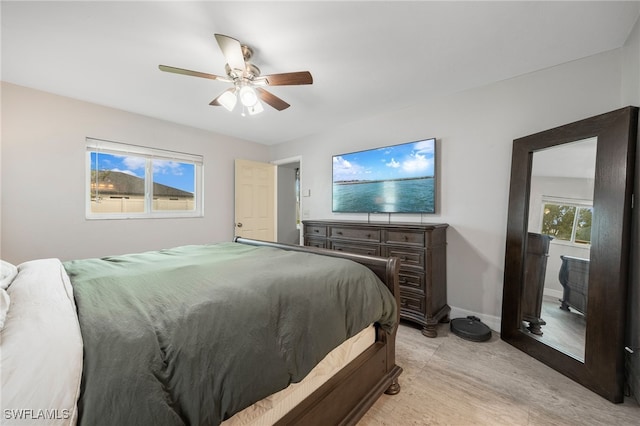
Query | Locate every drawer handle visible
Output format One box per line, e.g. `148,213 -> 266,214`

367,234 -> 371,238
336,248 -> 343,251
367,251 -> 373,255
336,231 -> 343,235
404,235 -> 409,241
314,229 -> 319,233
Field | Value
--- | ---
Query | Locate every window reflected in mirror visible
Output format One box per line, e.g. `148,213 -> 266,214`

541,202 -> 592,244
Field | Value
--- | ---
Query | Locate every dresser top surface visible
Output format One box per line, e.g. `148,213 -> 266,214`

303,220 -> 448,230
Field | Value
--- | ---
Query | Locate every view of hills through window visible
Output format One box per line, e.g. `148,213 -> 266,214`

90,152 -> 195,213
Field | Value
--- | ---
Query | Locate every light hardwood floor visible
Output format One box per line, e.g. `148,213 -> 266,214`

359,322 -> 640,425
528,295 -> 586,361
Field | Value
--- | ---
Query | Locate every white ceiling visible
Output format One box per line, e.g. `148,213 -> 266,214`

2,1 -> 639,146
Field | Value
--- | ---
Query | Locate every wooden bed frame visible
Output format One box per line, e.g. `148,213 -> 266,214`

235,237 -> 403,425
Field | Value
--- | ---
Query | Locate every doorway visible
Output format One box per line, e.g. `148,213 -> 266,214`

273,156 -> 302,245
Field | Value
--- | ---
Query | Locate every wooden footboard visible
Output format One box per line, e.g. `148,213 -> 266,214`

234,237 -> 402,425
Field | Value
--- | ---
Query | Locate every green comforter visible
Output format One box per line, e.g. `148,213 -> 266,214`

64,242 -> 397,425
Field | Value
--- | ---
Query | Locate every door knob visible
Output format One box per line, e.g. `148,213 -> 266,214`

236,223 -> 243,228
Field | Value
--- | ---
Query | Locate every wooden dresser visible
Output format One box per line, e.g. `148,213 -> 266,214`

303,220 -> 449,337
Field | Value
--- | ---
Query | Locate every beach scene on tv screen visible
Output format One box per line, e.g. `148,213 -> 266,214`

333,139 -> 435,213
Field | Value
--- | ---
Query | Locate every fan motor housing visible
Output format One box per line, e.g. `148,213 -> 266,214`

225,62 -> 260,81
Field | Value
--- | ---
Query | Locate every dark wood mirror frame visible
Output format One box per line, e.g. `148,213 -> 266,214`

501,106 -> 638,403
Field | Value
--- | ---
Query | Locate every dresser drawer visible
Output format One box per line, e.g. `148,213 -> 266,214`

386,247 -> 424,269
330,227 -> 380,242
385,230 -> 425,246
400,292 -> 425,315
305,225 -> 327,237
304,237 -> 327,249
398,270 -> 424,292
330,241 -> 380,257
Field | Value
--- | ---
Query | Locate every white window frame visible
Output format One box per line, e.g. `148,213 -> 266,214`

86,138 -> 204,220
538,196 -> 592,247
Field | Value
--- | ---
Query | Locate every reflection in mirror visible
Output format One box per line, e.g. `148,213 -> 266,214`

522,138 -> 597,361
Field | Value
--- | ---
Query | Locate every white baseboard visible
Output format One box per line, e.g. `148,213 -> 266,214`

447,289 -> 564,334
543,288 -> 563,299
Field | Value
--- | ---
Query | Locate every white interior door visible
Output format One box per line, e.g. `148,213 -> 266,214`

234,159 -> 276,241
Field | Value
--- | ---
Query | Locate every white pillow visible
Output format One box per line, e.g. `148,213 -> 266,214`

2,259 -> 83,426
1,260 -> 18,290
0,288 -> 9,329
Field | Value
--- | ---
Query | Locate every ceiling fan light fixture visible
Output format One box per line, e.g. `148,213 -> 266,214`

247,101 -> 264,116
240,101 -> 264,117
160,34 -> 312,114
217,90 -> 237,111
239,85 -> 258,107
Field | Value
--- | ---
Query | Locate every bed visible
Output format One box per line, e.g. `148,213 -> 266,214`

1,238 -> 402,425
558,254 -> 589,316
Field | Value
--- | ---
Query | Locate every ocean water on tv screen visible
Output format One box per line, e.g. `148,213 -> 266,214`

333,177 -> 435,213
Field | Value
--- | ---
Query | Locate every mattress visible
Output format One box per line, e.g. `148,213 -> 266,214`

224,324 -> 375,425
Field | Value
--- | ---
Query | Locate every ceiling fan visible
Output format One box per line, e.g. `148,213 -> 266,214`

159,34 -> 313,116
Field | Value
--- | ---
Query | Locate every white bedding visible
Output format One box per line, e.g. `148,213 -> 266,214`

0,259 -> 375,425
1,259 -> 84,425
1,260 -> 19,330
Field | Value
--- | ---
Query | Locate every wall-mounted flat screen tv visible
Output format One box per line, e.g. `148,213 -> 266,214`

332,138 -> 436,213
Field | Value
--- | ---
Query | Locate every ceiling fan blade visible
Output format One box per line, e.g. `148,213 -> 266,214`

159,64 -> 228,81
263,71 -> 313,86
256,88 -> 290,111
214,34 -> 246,72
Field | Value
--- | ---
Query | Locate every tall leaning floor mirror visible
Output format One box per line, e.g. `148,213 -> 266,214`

501,106 -> 638,403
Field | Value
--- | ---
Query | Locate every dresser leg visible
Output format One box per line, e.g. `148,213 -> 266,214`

421,324 -> 438,338
526,320 -> 544,336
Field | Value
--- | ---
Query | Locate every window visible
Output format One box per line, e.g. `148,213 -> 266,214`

540,199 -> 592,245
87,138 -> 203,219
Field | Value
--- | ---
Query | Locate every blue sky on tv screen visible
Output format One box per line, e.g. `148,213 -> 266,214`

333,139 -> 435,182
91,152 -> 195,193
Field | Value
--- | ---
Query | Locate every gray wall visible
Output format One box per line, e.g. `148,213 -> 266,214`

1,82 -> 270,263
